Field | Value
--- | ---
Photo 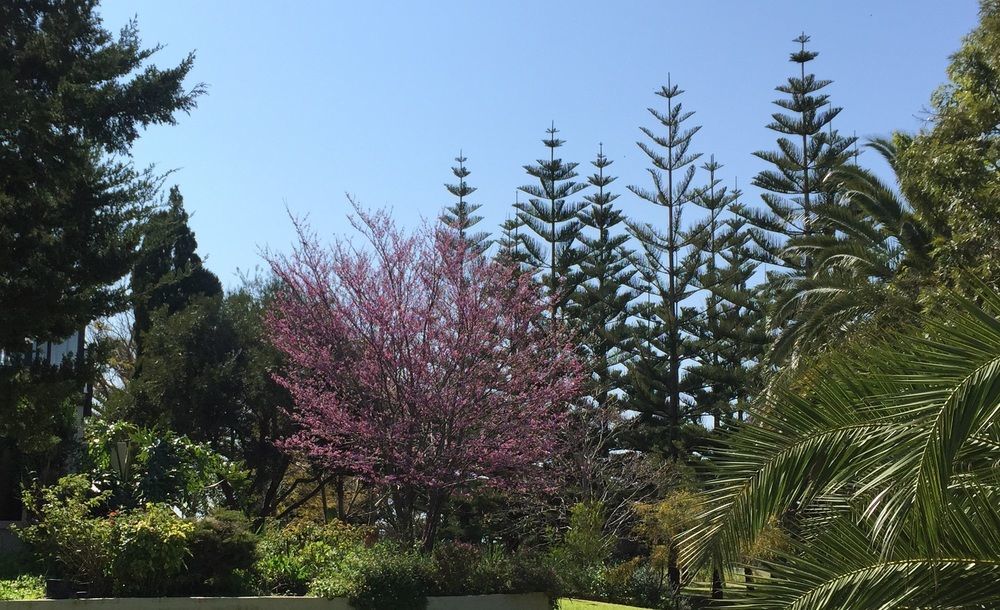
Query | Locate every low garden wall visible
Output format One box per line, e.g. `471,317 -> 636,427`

0,593 -> 551,610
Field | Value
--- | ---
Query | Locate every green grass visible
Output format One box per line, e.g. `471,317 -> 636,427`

0,575 -> 45,601
558,599 -> 654,610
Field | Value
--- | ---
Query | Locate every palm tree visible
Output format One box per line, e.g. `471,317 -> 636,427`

678,280 -> 1000,609
766,137 -> 937,363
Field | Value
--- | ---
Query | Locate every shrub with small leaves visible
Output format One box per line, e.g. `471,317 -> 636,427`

176,509 -> 257,595
109,503 -> 192,596
16,475 -> 114,594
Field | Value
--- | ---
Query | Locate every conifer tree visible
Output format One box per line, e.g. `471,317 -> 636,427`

442,152 -> 490,254
516,123 -> 589,315
625,78 -> 703,458
131,187 -> 223,357
128,187 -> 234,439
687,166 -> 765,428
574,145 -> 637,408
0,0 -> 201,487
496,194 -> 532,270
687,157 -> 739,426
742,33 -> 856,273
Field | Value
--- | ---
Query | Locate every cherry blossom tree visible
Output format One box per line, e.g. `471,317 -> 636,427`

266,202 -> 583,548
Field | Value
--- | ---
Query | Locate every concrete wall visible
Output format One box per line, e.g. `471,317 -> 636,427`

0,593 -> 551,610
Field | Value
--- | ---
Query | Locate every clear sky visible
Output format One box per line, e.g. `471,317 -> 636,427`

99,0 -> 981,288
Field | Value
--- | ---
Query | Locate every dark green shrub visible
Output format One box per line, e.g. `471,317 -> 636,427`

429,541 -> 480,596
348,548 -> 432,610
176,509 -> 257,595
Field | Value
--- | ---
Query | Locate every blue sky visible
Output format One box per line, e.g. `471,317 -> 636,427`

99,0 -> 980,288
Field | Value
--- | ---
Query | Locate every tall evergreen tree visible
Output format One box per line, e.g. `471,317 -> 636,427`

442,152 -> 490,254
516,123 -> 589,315
131,187 -> 223,356
741,33 -> 856,273
688,167 -> 765,427
687,157 -> 739,426
625,77 -> 703,458
0,0 -> 202,350
0,0 -> 201,495
574,145 -> 637,409
128,187 -> 232,439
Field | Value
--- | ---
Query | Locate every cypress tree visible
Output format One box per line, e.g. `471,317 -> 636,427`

625,77 -> 703,459
516,123 -> 589,316
442,152 -> 490,254
574,145 -> 637,409
131,187 -> 223,357
128,186 -> 234,439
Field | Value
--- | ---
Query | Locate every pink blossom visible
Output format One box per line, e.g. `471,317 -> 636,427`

265,203 -> 583,534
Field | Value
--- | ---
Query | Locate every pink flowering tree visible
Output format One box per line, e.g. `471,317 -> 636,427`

266,203 -> 583,549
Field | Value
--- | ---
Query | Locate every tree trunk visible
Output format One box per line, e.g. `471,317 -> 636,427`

421,489 -> 448,552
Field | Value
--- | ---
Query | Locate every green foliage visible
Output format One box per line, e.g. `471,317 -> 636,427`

517,123 -> 589,314
442,153 -> 490,254
686,159 -> 765,428
0,0 -> 202,352
109,503 -> 193,597
678,282 -> 1000,609
625,77 -> 705,458
17,475 -> 193,597
574,146 -> 637,411
177,509 -> 258,596
254,520 -> 371,595
85,420 -> 247,516
344,549 -> 433,610
16,475 -> 114,591
897,0 -> 1000,284
0,0 -> 201,478
597,558 -> 691,610
430,541 -> 482,596
742,33 -> 856,274
0,576 -> 44,601
554,502 -> 612,570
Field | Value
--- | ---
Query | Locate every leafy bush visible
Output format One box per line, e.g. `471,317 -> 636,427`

254,520 -> 370,595
429,541 -> 480,595
557,501 -> 611,567
177,509 -> 258,595
345,548 -> 432,610
17,476 -> 194,597
85,420 -> 247,516
16,475 -> 114,593
0,576 -> 44,601
549,501 -> 610,597
109,503 -> 193,596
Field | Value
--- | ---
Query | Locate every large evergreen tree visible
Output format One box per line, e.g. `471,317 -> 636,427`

131,187 -> 223,357
742,33 -> 856,274
442,153 -> 490,254
688,166 -> 766,428
128,187 -> 228,435
625,78 -> 703,458
516,123 -> 589,316
0,0 -> 201,491
574,145 -> 637,410
0,0 -> 202,350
